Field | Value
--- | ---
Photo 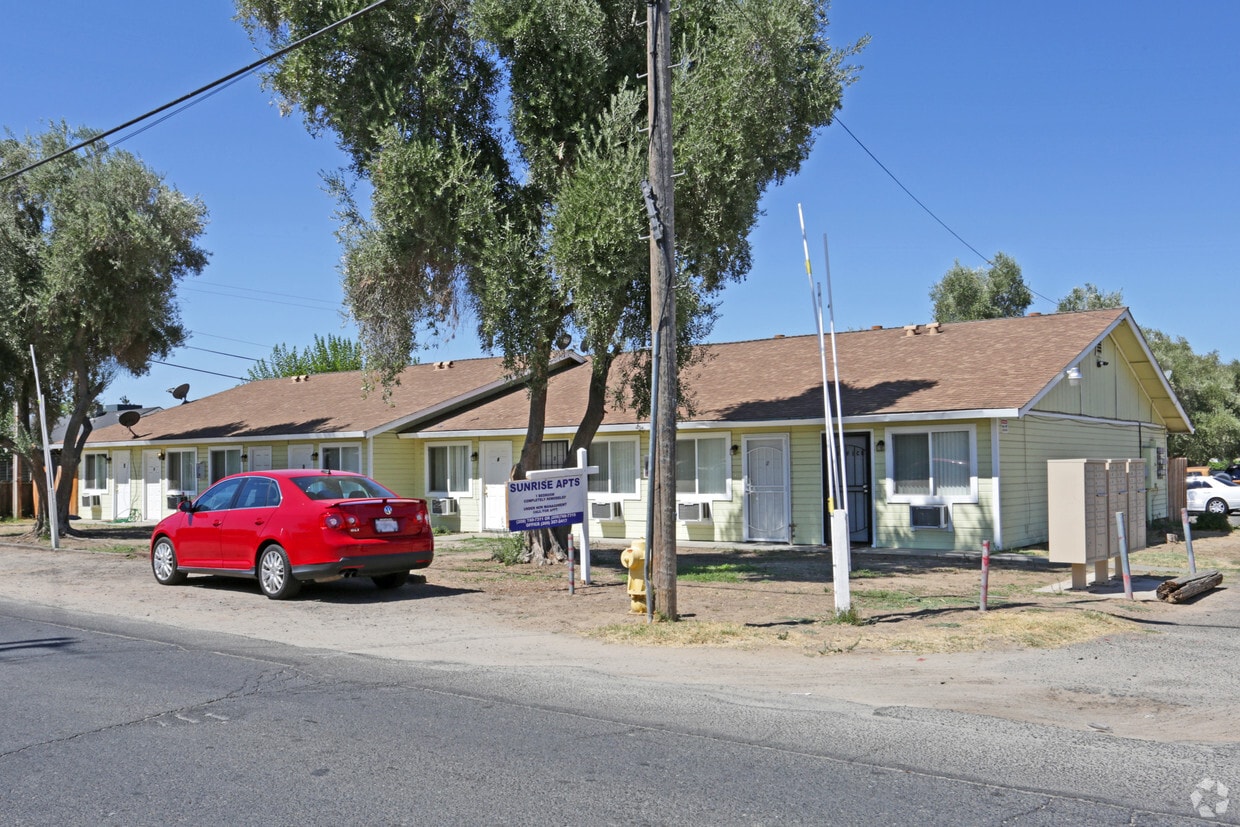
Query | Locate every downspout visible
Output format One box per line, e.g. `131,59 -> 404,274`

991,418 -> 1003,551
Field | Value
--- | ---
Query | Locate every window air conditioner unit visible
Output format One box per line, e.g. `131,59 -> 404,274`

910,504 -> 949,529
431,497 -> 458,515
80,494 -> 100,508
677,502 -> 712,522
590,501 -> 623,521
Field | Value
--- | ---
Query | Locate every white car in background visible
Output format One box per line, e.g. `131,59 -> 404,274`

1186,476 -> 1240,515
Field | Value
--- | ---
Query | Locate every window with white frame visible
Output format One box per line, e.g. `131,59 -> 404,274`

587,439 -> 638,495
167,450 -> 198,495
209,448 -> 242,484
321,444 -> 361,473
675,436 -> 728,496
82,453 -> 108,491
428,443 -> 471,495
887,426 -> 976,503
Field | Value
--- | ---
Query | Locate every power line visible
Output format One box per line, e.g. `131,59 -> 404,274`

179,284 -> 344,312
0,0 -> 393,184
194,279 -> 343,308
188,330 -> 273,349
833,117 -> 993,266
148,361 -> 248,381
182,345 -> 259,362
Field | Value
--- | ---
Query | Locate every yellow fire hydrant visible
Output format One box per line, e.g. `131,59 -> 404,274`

619,539 -> 647,614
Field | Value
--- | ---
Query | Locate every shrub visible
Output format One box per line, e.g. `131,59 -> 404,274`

488,533 -> 528,565
1193,512 -> 1233,533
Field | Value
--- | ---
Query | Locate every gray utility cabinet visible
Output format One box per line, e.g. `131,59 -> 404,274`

1048,458 -> 1147,589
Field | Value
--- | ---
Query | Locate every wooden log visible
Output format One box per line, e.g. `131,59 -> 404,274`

1156,570 -> 1223,603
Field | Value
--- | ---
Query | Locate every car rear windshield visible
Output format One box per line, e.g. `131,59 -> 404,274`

292,475 -> 397,501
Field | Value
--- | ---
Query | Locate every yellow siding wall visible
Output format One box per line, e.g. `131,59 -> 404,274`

996,415 -> 1168,549
870,420 -> 996,552
1033,337 -> 1158,423
371,433 -> 418,495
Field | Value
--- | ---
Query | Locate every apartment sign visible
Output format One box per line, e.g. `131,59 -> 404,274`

506,468 -> 590,531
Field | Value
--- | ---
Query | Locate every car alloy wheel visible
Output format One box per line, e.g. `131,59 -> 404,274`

258,545 -> 301,600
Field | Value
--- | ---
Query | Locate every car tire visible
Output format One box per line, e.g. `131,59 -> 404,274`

151,537 -> 188,585
372,571 -> 408,590
1206,498 -> 1229,515
258,545 -> 302,600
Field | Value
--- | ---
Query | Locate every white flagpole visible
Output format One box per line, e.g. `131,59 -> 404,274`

821,235 -> 852,612
798,206 -> 850,613
798,205 -> 837,537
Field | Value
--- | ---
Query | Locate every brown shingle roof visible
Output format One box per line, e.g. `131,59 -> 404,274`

87,357 -> 516,444
87,309 -> 1189,445
421,309 -> 1187,432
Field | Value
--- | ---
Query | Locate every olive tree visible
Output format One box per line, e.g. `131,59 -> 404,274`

930,252 -> 1031,322
0,124 -> 208,535
237,0 -> 864,559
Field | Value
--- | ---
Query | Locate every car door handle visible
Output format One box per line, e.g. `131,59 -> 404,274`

252,518 -> 264,526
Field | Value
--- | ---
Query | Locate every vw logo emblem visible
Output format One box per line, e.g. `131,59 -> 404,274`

383,505 -> 393,515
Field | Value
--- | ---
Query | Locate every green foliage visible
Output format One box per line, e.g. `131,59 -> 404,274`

247,333 -> 365,380
678,562 -> 761,582
0,123 -> 208,532
1057,283 -> 1124,312
1144,327 -> 1240,463
826,606 -> 864,625
488,533 -> 528,565
236,0 -> 865,434
930,252 -> 1031,322
1192,511 -> 1232,532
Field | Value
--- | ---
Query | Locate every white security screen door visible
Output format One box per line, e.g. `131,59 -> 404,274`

288,444 -> 314,470
482,441 -> 512,531
744,435 -> 789,542
143,450 -> 163,520
249,446 -> 273,472
112,451 -> 131,520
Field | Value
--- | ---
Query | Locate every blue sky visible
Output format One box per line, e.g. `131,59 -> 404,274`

4,1 -> 1237,408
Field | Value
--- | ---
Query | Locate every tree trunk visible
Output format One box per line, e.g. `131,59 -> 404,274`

1156,570 -> 1223,603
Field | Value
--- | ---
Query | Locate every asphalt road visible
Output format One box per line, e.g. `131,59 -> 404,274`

1,599 -> 1233,826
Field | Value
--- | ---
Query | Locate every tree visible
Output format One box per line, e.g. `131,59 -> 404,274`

0,124 -> 208,535
930,252 -> 1031,322
237,0 -> 863,573
247,333 -> 365,379
1057,283 -> 1124,313
1144,328 -> 1240,464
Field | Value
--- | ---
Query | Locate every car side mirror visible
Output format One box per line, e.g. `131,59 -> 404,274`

178,500 -> 194,513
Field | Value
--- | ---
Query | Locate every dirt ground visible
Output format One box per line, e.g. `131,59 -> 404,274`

5,519 -> 1234,657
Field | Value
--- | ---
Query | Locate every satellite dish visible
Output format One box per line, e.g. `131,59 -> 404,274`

118,409 -> 141,437
167,383 -> 191,403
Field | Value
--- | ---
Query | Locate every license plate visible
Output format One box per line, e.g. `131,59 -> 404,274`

374,518 -> 399,533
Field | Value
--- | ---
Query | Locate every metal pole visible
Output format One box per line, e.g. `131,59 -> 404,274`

577,447 -> 592,584
1115,511 -> 1133,600
1180,507 -> 1197,574
979,540 -> 990,611
797,207 -> 837,535
567,531 -> 575,595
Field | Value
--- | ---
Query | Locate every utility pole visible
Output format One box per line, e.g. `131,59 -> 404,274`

644,0 -> 678,619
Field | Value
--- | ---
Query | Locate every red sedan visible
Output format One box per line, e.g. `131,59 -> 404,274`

150,469 -> 434,599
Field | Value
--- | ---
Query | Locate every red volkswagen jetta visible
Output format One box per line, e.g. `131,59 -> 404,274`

150,469 -> 434,599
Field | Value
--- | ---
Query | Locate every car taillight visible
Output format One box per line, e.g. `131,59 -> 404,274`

323,512 -> 363,531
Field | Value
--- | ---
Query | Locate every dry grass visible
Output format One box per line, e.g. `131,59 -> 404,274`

8,520 -> 1236,656
588,604 -> 1144,655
